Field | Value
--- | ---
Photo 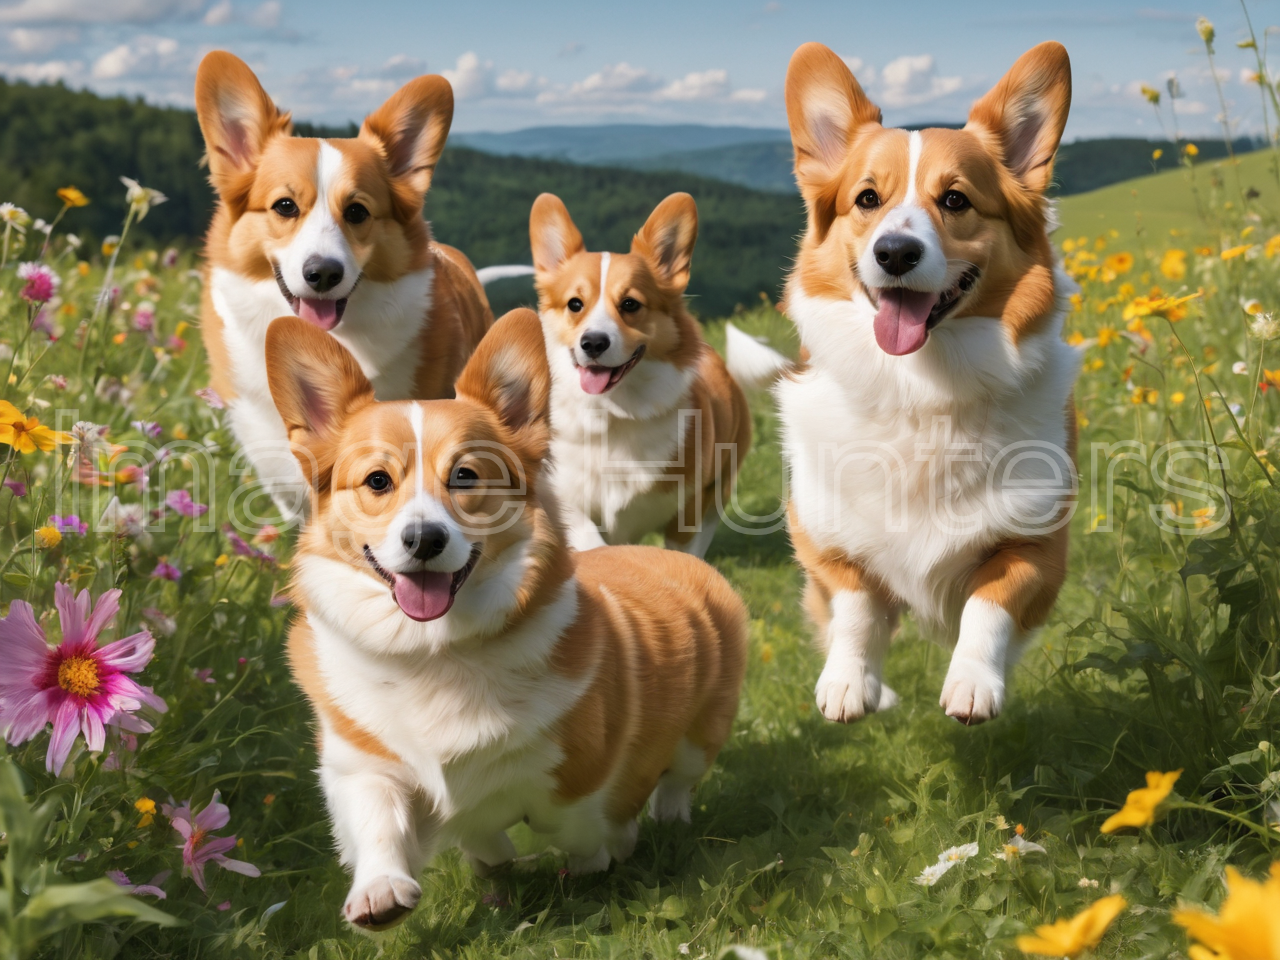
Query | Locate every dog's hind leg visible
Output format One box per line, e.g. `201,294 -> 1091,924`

461,831 -> 516,879
648,737 -> 709,824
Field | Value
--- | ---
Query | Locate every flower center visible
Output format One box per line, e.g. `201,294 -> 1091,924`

190,827 -> 207,849
57,655 -> 100,698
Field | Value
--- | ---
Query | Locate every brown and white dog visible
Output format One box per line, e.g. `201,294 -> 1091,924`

265,309 -> 747,929
530,192 -> 752,557
195,51 -> 492,519
775,42 -> 1079,725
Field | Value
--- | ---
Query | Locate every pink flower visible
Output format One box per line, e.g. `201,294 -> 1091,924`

49,514 -> 87,535
133,303 -> 155,332
161,248 -> 179,268
0,584 -> 165,773
49,375 -> 67,390
4,479 -> 26,497
131,420 -> 162,439
151,560 -> 181,582
17,262 -> 59,304
224,526 -> 274,564
165,490 -> 208,518
163,792 -> 261,892
195,387 -> 225,410
108,869 -> 170,898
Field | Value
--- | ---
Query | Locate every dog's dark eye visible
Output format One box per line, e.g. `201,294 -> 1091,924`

343,202 -> 370,225
364,470 -> 392,493
271,198 -> 298,218
449,465 -> 479,490
620,297 -> 642,313
941,190 -> 970,212
855,189 -> 880,210
567,297 -> 584,313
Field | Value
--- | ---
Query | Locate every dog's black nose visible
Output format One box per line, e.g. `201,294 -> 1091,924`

303,255 -> 344,293
873,234 -> 924,276
402,522 -> 449,562
579,330 -> 611,360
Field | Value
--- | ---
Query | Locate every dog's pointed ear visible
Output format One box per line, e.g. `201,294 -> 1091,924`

965,41 -> 1071,195
266,317 -> 374,487
530,193 -> 585,276
195,51 -> 291,207
455,308 -> 551,458
632,192 -> 698,290
359,74 -> 454,205
785,41 -> 881,230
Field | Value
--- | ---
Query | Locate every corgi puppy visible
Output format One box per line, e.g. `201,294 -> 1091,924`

776,42 -> 1079,725
530,192 -> 752,557
265,309 -> 747,929
195,51 -> 492,520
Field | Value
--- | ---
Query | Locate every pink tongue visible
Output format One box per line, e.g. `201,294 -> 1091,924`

296,298 -> 341,330
873,288 -> 940,356
579,366 -> 614,394
392,571 -> 454,622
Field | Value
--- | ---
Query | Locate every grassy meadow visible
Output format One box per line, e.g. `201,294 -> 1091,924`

1,137 -> 1280,960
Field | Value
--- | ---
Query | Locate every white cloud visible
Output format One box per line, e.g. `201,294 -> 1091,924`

877,54 -> 962,108
534,60 -> 767,114
840,55 -> 876,85
6,24 -> 75,51
0,55 -> 78,80
730,87 -> 766,103
91,33 -> 180,79
660,68 -> 729,101
442,50 -> 492,100
202,0 -> 230,24
248,0 -> 278,28
0,0 -> 201,23
495,68 -> 535,94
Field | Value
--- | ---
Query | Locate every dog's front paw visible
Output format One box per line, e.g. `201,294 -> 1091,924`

940,657 -> 1005,725
815,660 -> 887,723
343,874 -> 421,930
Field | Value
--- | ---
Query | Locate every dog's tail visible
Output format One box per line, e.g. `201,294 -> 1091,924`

725,322 -> 791,391
476,264 -> 536,285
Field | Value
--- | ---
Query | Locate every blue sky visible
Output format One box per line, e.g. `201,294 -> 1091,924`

0,0 -> 1277,141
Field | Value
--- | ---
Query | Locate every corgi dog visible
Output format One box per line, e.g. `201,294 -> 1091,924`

195,51 -> 492,520
530,192 -> 752,557
775,42 -> 1079,725
265,309 -> 747,930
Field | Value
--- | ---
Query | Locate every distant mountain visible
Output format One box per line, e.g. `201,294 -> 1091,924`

451,124 -> 791,164
626,141 -> 796,194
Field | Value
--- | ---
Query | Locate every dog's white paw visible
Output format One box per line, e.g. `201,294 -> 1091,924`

877,682 -> 900,711
566,845 -> 611,876
815,660 -> 887,723
343,874 -> 421,930
940,657 -> 1005,725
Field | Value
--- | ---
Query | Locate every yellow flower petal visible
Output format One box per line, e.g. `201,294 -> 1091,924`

1017,895 -> 1127,957
1101,770 -> 1181,833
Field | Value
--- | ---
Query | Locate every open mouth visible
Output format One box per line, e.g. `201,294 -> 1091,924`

273,264 -> 358,332
574,344 -> 646,395
362,543 -> 481,622
870,267 -> 980,356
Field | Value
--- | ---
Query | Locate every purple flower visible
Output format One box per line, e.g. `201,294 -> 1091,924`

161,247 -> 178,268
17,262 -> 58,304
163,792 -> 261,892
49,515 -> 87,536
195,387 -> 225,410
194,668 -> 215,684
108,869 -> 170,899
131,420 -> 162,439
151,560 -> 181,582
165,490 -> 208,518
223,526 -> 275,564
0,584 -> 165,773
101,731 -> 138,771
4,479 -> 26,497
31,306 -> 55,337
133,303 -> 155,333
49,375 -> 67,390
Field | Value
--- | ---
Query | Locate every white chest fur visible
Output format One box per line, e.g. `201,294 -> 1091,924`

778,285 -> 1081,635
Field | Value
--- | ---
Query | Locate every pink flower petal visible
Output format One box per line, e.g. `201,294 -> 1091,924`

0,600 -> 50,685
194,792 -> 230,832
197,835 -> 238,860
81,705 -> 106,753
95,629 -> 155,673
53,582 -> 92,645
46,695 -> 81,773
169,817 -> 193,840
1,687 -> 59,743
217,857 -> 260,878
84,588 -> 123,645
188,857 -> 208,893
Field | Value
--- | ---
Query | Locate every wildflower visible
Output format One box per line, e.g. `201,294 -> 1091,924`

1140,84 -> 1160,104
1186,143 -> 1200,158
142,608 -> 177,637
165,489 -> 208,518
0,203 -> 30,232
136,796 -> 157,827
120,177 -> 168,220
107,869 -> 169,898
1017,895 -> 1127,958
4,479 -> 26,497
1172,391 -> 1186,404
1123,291 -> 1201,323
163,792 -> 261,892
1103,252 -> 1134,275
100,497 -> 149,542
0,584 -> 165,773
1173,863 -> 1280,960
0,400 -> 71,453
1196,16 -> 1215,46
195,668 -> 215,684
151,559 -> 182,582
1152,148 -> 1163,160
1250,314 -> 1280,342
17,262 -> 59,304
34,525 -> 61,549
914,861 -> 953,886
130,420 -> 162,439
254,524 -> 280,544
996,833 -> 1048,861
49,514 -> 87,536
214,553 -> 229,567
161,247 -> 179,268
1078,877 -> 1100,889
133,302 -> 155,332
1234,361 -> 1250,375
1101,769 -> 1181,833
101,235 -> 120,257
1161,249 -> 1187,280
224,526 -> 275,564
1097,326 -> 1119,347
56,186 -> 90,208
1223,244 -> 1255,261
761,643 -> 774,663
196,386 -> 226,409
68,420 -> 112,472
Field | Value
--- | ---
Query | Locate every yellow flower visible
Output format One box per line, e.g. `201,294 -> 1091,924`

101,235 -> 120,257
56,186 -> 90,208
1172,391 -> 1186,404
1152,148 -> 1164,160
1124,291 -> 1201,323
1017,895 -> 1128,957
1161,249 -> 1188,280
1101,769 -> 1182,833
1173,863 -> 1280,960
1222,244 -> 1254,261
112,332 -> 127,345
1196,16 -> 1215,45
0,400 -> 72,453
1265,235 -> 1280,258
215,554 -> 229,567
1066,331 -> 1085,346
761,643 -> 774,664
1097,327 -> 1119,347
1186,143 -> 1200,158
1104,252 -> 1134,275
1062,238 -> 1077,253
135,796 -> 156,827
77,260 -> 90,276
1140,84 -> 1161,104
35,525 -> 61,549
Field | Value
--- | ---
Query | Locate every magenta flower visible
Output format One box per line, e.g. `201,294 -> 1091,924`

151,560 -> 181,582
133,303 -> 155,332
163,792 -> 261,892
0,584 -> 165,773
161,247 -> 179,268
49,375 -> 67,390
107,869 -> 170,898
17,262 -> 58,304
195,387 -> 225,410
4,479 -> 26,497
223,526 -> 275,564
165,490 -> 208,518
49,514 -> 87,536
131,420 -> 162,439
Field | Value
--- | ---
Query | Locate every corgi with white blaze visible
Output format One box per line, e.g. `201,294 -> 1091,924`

195,51 -> 493,520
265,309 -> 747,930
531,192 -> 752,557
778,41 -> 1080,725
